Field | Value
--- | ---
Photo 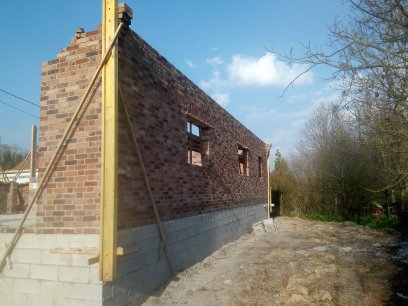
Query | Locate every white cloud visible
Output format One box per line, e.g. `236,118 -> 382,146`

228,53 -> 313,87
200,52 -> 314,107
206,56 -> 223,65
185,59 -> 195,68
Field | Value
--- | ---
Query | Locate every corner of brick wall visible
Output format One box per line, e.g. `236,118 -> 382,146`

37,26 -> 103,234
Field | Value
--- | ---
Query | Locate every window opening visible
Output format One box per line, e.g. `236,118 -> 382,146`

186,114 -> 211,167
187,122 -> 202,166
238,144 -> 249,176
258,155 -> 263,177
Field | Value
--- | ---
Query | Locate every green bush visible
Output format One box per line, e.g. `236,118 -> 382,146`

302,214 -> 399,230
305,214 -> 344,222
351,216 -> 400,229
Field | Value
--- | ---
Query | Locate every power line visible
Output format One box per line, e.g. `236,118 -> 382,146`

0,99 -> 39,119
0,88 -> 39,108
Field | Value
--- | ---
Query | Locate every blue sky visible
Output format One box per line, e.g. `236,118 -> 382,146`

0,1 -> 349,158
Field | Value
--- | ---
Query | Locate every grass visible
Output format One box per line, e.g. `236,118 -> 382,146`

304,214 -> 344,223
351,215 -> 400,229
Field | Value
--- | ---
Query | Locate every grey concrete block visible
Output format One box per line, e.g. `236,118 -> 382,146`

30,264 -> 58,281
68,235 -> 99,248
137,235 -> 161,253
0,292 -> 28,306
2,263 -> 30,279
89,267 -> 101,285
12,249 -> 42,264
58,266 -> 89,283
39,234 -> 70,249
56,298 -> 101,306
70,283 -> 102,301
105,203 -> 266,305
14,278 -> 41,295
0,233 -> 12,246
143,248 -> 163,266
116,253 -> 146,277
40,250 -> 72,266
40,280 -> 72,299
0,277 -> 15,293
18,235 -> 42,249
26,295 -> 58,306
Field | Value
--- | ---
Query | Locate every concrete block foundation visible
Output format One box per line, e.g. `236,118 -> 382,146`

107,202 -> 267,305
0,234 -> 101,306
0,203 -> 266,305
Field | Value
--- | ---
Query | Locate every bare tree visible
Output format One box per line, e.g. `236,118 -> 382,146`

294,104 -> 375,216
275,0 -> 408,192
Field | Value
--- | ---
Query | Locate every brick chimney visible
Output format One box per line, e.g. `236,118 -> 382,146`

118,3 -> 133,26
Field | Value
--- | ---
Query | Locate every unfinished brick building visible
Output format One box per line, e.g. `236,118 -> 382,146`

0,4 -> 270,305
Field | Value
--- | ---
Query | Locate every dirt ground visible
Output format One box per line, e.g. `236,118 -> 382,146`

143,217 -> 408,306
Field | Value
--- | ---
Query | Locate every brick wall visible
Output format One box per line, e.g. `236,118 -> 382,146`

0,183 -> 8,213
0,182 -> 29,214
37,27 -> 103,234
116,26 -> 268,229
37,21 -> 268,233
18,183 -> 29,211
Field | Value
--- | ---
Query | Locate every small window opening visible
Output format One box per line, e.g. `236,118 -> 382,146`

238,144 -> 249,176
186,114 -> 211,167
187,122 -> 202,166
258,155 -> 263,177
188,122 -> 200,136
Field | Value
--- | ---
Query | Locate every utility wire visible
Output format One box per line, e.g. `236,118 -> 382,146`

0,99 -> 39,119
0,88 -> 39,108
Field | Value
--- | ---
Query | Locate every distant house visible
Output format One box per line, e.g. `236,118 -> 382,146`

0,153 -> 38,184
0,152 -> 37,214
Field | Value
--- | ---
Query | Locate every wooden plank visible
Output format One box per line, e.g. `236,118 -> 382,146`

100,0 -> 119,282
116,245 -> 139,256
88,246 -> 139,265
185,112 -> 212,128
266,143 -> 272,217
88,256 -> 100,265
30,125 -> 37,179
49,247 -> 98,254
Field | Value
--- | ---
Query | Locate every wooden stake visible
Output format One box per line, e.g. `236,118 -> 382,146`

100,0 -> 119,282
30,125 -> 37,180
119,86 -> 177,276
266,143 -> 272,217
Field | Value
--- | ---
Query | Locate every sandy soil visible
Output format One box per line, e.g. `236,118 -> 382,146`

143,217 -> 408,306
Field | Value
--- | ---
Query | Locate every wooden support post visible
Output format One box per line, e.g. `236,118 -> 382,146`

30,125 -> 37,180
118,87 -> 177,276
266,143 -> 272,217
100,0 -> 119,282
